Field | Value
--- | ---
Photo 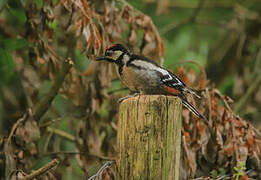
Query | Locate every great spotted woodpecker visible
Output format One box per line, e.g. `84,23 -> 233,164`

95,44 -> 206,120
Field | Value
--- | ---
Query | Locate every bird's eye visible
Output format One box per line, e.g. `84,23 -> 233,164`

105,50 -> 113,56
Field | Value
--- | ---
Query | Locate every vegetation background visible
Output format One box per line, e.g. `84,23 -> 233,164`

0,0 -> 260,179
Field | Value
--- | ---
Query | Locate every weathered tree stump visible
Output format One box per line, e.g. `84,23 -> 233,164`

117,95 -> 182,180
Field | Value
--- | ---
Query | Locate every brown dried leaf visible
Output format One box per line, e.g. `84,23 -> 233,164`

45,27 -> 55,41
15,118 -> 40,144
80,0 -> 90,24
182,135 -> 197,177
128,29 -> 138,45
60,0 -> 73,12
195,70 -> 207,89
177,66 -> 190,86
9,170 -> 27,180
93,24 -> 102,55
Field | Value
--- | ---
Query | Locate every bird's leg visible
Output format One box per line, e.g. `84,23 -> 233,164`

118,92 -> 140,103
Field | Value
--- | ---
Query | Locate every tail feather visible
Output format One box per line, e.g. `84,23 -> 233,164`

179,95 -> 213,137
181,98 -> 204,119
183,87 -> 201,99
179,95 -> 208,124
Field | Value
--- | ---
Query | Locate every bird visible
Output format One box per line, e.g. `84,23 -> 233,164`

95,44 -> 207,121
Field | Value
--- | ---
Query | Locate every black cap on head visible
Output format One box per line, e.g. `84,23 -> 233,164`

95,44 -> 129,63
106,44 -> 129,54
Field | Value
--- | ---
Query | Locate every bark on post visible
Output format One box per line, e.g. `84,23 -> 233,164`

117,95 -> 182,180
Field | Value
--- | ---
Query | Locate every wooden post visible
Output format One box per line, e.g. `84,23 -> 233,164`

117,95 -> 182,180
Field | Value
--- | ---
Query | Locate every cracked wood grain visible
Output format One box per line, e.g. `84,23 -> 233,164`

117,95 -> 182,180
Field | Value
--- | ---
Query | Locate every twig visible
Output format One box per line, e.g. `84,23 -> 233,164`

216,174 -> 230,180
88,161 -> 115,180
7,109 -> 32,144
118,0 -> 164,60
46,127 -> 76,142
40,151 -> 116,161
44,129 -> 53,153
214,89 -> 232,112
206,88 -> 212,126
160,0 -> 205,34
168,59 -> 204,68
216,169 -> 254,180
41,151 -> 87,157
88,153 -> 116,161
21,159 -> 59,180
194,18 -> 225,28
33,58 -> 73,122
168,1 -> 233,9
234,71 -> 261,113
167,60 -> 207,85
39,117 -> 62,128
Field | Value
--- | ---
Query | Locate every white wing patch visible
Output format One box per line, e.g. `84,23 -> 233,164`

130,60 -> 183,86
130,60 -> 167,74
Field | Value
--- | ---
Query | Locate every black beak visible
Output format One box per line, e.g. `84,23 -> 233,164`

95,56 -> 115,63
95,56 -> 107,61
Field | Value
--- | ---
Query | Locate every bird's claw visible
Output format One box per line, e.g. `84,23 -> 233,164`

118,93 -> 139,103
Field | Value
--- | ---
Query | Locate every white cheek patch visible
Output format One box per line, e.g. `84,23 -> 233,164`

112,50 -> 124,59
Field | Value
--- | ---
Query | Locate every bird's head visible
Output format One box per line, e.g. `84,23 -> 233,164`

95,44 -> 130,64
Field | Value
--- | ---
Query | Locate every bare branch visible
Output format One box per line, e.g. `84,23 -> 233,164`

46,127 -> 76,142
160,0 -> 206,35
88,161 -> 115,180
234,72 -> 261,113
21,159 -> 59,180
33,58 -> 73,122
7,109 -> 32,144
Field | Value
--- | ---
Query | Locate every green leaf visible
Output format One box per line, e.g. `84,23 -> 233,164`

2,38 -> 27,50
35,0 -> 43,8
6,4 -> 27,24
0,48 -> 15,84
0,0 -> 8,10
210,170 -> 218,178
52,94 -> 70,115
32,157 -> 52,170
74,49 -> 89,72
137,29 -> 144,46
218,168 -> 226,175
49,20 -> 57,29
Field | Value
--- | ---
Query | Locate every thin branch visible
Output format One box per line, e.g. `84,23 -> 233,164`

216,169 -> 254,180
40,151 -> 116,161
88,153 -> 117,161
44,129 -> 53,153
234,71 -> 261,113
214,89 -> 233,112
7,109 -> 32,144
41,151 -> 87,157
167,59 -> 206,78
160,0 -> 206,35
7,58 -> 73,144
46,127 -> 76,142
21,159 -> 59,180
33,58 -> 73,122
39,117 -> 62,128
168,1 -> 233,9
118,0 -> 163,54
194,18 -> 225,28
88,161 -> 115,180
